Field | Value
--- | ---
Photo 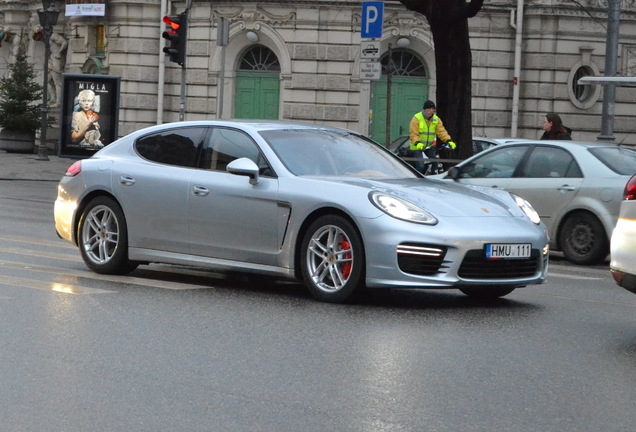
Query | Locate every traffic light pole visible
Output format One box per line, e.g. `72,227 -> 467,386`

162,11 -> 188,121
180,64 -> 186,121
163,2 -> 190,122
179,10 -> 188,121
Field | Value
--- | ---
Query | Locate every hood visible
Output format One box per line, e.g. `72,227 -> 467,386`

325,176 -> 523,219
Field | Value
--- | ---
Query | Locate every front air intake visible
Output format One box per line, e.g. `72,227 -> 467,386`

397,243 -> 448,276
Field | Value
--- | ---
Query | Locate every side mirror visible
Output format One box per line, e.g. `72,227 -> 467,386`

447,166 -> 460,180
226,158 -> 260,185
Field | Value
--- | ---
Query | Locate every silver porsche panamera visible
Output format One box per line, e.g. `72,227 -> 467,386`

54,121 -> 549,303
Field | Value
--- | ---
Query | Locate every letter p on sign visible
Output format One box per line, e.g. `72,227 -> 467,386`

361,2 -> 384,39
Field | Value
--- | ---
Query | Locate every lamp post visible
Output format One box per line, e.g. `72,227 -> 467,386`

597,0 -> 621,142
35,0 -> 60,161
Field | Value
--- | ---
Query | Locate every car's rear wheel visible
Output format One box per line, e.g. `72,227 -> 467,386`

558,212 -> 608,265
300,215 -> 365,303
459,286 -> 516,299
78,196 -> 138,274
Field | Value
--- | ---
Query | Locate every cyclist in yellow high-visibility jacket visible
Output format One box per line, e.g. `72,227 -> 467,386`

409,100 -> 456,172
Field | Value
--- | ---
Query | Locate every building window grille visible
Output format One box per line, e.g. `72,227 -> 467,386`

381,50 -> 427,77
239,45 -> 280,72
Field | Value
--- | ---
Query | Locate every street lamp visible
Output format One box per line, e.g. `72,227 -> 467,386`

35,0 -> 60,161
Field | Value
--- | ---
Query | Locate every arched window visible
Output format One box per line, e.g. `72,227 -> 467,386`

381,50 -> 427,77
239,45 -> 281,72
572,65 -> 594,103
568,62 -> 601,110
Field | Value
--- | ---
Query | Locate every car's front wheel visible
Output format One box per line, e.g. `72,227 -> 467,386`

558,212 -> 608,265
300,215 -> 365,303
78,196 -> 138,274
459,286 -> 516,299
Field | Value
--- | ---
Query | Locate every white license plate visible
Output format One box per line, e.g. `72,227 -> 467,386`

485,243 -> 531,259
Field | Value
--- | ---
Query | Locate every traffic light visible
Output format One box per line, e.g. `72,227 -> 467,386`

162,13 -> 187,66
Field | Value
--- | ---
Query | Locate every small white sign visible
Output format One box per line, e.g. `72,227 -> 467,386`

360,61 -> 382,80
360,41 -> 380,60
66,4 -> 106,17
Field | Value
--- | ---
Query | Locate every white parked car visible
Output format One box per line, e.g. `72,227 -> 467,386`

610,174 -> 636,294
433,140 -> 636,265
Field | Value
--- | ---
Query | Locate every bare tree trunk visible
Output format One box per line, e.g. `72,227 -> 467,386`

400,0 -> 484,159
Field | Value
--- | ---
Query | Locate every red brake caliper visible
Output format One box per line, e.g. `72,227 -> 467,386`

341,239 -> 352,279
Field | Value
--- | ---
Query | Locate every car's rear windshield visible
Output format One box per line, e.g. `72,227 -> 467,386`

589,146 -> 636,175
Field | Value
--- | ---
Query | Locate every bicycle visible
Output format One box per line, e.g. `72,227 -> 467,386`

421,143 -> 451,175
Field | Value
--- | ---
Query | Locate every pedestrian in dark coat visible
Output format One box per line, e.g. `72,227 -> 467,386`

541,113 -> 572,140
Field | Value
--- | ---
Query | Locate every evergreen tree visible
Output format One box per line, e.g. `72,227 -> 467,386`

0,36 -> 44,133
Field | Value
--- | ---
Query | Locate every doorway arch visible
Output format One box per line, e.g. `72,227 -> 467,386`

234,45 -> 281,119
370,49 -> 429,146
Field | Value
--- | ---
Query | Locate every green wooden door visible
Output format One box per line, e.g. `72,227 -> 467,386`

235,71 -> 280,119
370,77 -> 427,146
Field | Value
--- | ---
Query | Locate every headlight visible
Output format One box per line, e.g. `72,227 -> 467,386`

369,192 -> 437,225
512,194 -> 541,224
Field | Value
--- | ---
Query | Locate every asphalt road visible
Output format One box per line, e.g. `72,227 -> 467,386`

1,180 -> 635,432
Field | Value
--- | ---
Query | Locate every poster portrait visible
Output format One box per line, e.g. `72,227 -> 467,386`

58,74 -> 120,158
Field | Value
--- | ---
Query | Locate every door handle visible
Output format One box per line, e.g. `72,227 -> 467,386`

557,185 -> 576,192
192,185 -> 210,196
119,175 -> 135,186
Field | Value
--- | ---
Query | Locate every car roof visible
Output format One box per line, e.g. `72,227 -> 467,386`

123,120 -> 358,139
472,138 -> 626,150
177,119 -> 351,132
473,137 -> 526,144
494,139 -> 623,150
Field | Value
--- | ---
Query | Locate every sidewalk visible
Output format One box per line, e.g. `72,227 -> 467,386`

0,150 -> 77,182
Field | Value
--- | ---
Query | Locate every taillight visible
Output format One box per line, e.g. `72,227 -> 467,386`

624,174 -> 636,200
65,161 -> 82,177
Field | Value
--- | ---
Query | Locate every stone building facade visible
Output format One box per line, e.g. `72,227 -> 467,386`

0,0 -> 634,151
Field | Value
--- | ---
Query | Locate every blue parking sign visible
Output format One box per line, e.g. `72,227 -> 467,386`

361,2 -> 384,39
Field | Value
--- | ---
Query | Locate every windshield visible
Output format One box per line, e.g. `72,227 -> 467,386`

260,129 -> 419,178
589,146 -> 636,175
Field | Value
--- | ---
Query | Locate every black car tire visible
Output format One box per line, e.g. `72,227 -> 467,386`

300,215 -> 365,303
459,286 -> 516,299
78,196 -> 138,275
558,212 -> 608,265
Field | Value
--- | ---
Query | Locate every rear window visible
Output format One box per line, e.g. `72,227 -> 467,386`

135,127 -> 206,168
589,146 -> 636,175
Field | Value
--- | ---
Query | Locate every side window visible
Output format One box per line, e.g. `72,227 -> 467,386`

204,128 -> 273,176
458,146 -> 528,179
472,139 -> 496,154
522,147 -> 581,178
135,127 -> 205,168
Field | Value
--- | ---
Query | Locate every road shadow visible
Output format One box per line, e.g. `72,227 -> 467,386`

129,264 -> 542,314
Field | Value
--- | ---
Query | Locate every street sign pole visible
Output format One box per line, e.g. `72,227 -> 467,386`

385,43 -> 393,147
361,2 -> 384,141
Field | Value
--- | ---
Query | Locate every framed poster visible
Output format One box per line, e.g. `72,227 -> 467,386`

58,74 -> 120,158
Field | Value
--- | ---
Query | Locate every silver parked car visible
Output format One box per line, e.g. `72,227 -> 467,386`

610,174 -> 636,294
55,121 -> 548,303
433,140 -> 636,265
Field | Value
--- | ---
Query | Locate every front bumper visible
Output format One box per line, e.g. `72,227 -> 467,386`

361,214 -> 549,289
